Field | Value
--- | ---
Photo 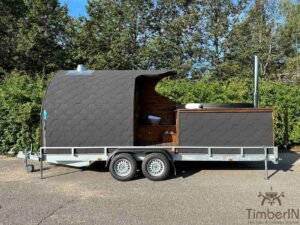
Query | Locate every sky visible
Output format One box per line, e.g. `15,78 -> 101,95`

59,0 -> 88,17
58,0 -> 299,18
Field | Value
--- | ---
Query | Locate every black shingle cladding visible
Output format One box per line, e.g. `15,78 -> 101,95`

42,70 -> 175,147
178,111 -> 273,146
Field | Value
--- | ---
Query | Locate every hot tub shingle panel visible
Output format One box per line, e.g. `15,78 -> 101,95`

179,111 -> 273,146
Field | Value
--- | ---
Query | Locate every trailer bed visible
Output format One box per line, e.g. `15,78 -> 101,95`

19,145 -> 278,180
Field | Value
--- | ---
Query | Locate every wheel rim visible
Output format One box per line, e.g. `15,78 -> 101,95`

114,159 -> 132,177
147,158 -> 165,177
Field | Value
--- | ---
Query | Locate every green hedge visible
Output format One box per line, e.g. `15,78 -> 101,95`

0,72 -> 45,152
157,77 -> 300,147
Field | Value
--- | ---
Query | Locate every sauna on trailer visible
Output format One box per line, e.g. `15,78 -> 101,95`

20,61 -> 278,181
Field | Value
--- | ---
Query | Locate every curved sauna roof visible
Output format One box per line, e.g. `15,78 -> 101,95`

42,70 -> 176,147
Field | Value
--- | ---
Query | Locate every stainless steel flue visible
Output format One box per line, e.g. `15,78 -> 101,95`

254,55 -> 259,108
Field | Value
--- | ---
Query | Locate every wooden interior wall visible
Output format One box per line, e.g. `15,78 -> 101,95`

136,125 -> 176,145
134,76 -> 177,145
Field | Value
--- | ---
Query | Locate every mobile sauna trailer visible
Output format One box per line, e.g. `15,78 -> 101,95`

20,67 -> 278,181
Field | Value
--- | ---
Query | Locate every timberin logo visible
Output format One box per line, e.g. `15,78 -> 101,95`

246,187 -> 299,223
258,186 -> 285,206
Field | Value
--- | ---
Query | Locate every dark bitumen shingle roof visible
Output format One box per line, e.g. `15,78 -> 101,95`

42,70 -> 176,147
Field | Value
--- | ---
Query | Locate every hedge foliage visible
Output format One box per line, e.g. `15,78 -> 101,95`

0,72 -> 46,152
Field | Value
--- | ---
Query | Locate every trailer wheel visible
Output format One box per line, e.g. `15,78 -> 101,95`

142,153 -> 170,181
109,153 -> 137,181
26,164 -> 34,173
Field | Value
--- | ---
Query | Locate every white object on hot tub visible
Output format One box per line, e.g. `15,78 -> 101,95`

185,103 -> 203,109
148,115 -> 161,120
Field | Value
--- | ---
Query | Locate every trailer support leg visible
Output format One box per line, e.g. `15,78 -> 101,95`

263,147 -> 268,180
264,159 -> 268,180
25,149 -> 28,167
40,149 -> 43,179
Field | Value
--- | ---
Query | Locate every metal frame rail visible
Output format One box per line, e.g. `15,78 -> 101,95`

35,146 -> 278,180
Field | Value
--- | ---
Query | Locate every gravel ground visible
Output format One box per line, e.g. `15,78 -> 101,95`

0,152 -> 299,225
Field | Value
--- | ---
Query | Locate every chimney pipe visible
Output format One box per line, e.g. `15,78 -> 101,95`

254,55 -> 259,108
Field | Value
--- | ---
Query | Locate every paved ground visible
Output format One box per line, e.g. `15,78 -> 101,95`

0,152 -> 300,225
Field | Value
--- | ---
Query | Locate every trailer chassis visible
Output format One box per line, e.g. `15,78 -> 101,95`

19,146 -> 278,180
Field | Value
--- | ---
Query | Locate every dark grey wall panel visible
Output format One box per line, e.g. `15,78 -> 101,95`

179,111 -> 273,146
43,70 -> 175,147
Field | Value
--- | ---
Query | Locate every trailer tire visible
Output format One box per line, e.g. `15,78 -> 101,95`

26,164 -> 34,173
109,153 -> 137,181
142,153 -> 170,181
